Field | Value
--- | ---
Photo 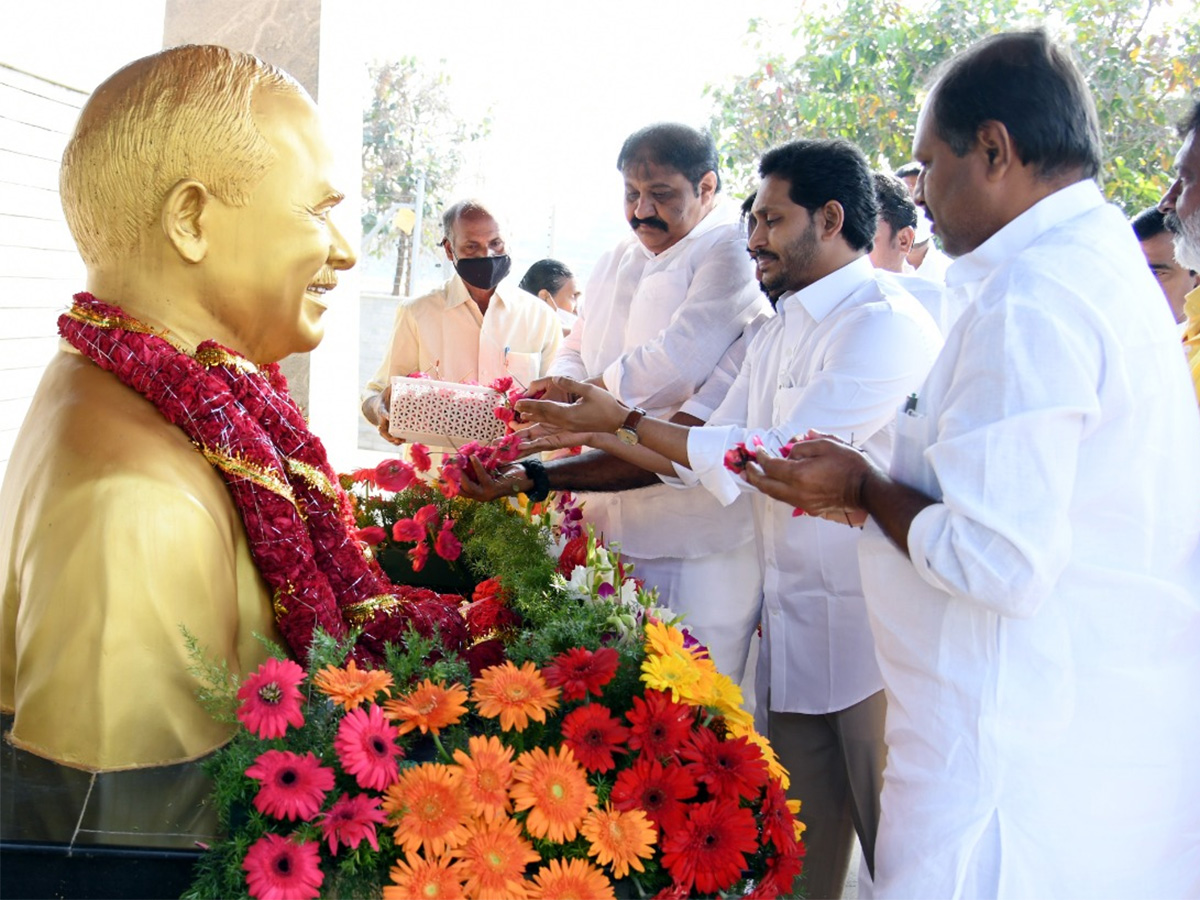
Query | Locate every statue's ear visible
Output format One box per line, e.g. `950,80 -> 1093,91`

162,179 -> 209,263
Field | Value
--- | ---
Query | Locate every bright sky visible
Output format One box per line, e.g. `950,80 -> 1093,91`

358,0 -> 787,294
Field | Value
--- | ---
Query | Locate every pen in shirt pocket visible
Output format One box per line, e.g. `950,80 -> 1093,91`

904,392 -> 919,415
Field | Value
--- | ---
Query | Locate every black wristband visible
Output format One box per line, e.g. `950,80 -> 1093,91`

520,458 -> 552,502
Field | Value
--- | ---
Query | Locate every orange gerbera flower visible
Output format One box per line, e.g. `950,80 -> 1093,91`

528,858 -> 614,900
384,853 -> 467,900
510,746 -> 597,843
452,734 -> 515,822
312,659 -> 393,710
451,817 -> 540,900
581,804 -> 657,878
383,763 -> 473,858
471,661 -> 560,732
385,679 -> 469,735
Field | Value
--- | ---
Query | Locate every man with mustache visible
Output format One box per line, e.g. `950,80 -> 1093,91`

512,138 -> 943,897
1160,99 -> 1200,404
466,123 -> 769,687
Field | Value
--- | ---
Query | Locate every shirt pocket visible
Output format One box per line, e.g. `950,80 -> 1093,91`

891,406 -> 941,500
504,350 -> 542,388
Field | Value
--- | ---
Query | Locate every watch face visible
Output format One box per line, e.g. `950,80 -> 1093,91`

616,427 -> 638,446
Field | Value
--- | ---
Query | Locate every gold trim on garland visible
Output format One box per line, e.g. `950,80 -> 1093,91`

343,594 -> 404,625
201,448 -> 299,511
286,458 -> 340,503
65,304 -> 190,353
195,343 -> 260,375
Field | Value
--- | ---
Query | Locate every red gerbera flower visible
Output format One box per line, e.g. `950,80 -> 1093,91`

409,443 -> 432,472
335,704 -> 403,791
561,704 -> 630,773
245,750 -> 335,821
434,521 -> 462,561
243,833 -> 323,900
318,792 -> 388,855
758,781 -> 799,854
236,658 -> 306,740
747,848 -> 805,900
375,458 -> 417,492
392,519 -> 424,542
557,535 -> 588,576
680,729 -> 769,802
625,690 -> 694,759
660,799 -> 759,894
610,756 -> 697,835
543,646 -> 621,701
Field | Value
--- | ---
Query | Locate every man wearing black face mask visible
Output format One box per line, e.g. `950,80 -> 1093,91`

362,200 -> 562,444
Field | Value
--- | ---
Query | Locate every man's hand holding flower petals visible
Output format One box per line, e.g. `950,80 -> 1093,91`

743,438 -> 875,527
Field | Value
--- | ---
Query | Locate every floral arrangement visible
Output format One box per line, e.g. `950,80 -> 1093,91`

185,455 -> 805,900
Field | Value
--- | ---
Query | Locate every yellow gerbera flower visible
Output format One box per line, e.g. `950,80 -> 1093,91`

471,661 -> 560,732
640,652 -> 701,702
510,746 -> 597,843
312,659 -> 393,710
581,804 -> 656,878
384,679 -> 469,735
451,734 -> 514,822
451,817 -> 540,900
642,620 -> 686,658
384,852 -> 467,900
383,763 -> 473,858
528,858 -> 615,900
788,798 -> 807,841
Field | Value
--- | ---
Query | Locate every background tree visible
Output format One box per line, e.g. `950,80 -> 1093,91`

362,59 -> 488,295
706,0 -> 1200,212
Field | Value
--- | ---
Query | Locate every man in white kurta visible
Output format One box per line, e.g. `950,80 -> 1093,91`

362,201 -> 561,442
746,32 -> 1200,898
542,124 -> 769,683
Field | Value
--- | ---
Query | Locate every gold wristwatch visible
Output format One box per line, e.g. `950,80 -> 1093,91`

615,407 -> 647,446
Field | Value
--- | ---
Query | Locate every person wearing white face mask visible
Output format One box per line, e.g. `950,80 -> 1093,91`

361,200 -> 563,445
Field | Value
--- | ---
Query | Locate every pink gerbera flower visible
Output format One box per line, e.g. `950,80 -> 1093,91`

236,658 -> 306,740
245,750 -> 335,821
335,704 -> 403,791
318,792 -> 388,855
243,833 -> 324,900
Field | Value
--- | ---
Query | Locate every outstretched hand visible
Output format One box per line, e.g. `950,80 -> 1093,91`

743,431 -> 876,527
514,376 -> 629,435
458,458 -> 529,503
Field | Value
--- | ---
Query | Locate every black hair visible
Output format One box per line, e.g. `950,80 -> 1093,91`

1180,98 -> 1200,138
740,191 -> 757,234
1131,206 -> 1170,241
894,161 -> 922,179
757,138 -> 879,252
873,172 -> 918,234
929,29 -> 1101,180
519,258 -> 574,296
617,123 -> 721,194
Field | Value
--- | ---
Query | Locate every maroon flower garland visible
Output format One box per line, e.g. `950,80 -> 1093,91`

59,293 -> 467,664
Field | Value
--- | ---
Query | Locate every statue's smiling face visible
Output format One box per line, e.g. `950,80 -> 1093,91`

199,88 -> 356,364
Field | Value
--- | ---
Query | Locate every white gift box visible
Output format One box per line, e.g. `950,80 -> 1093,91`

388,376 -> 506,447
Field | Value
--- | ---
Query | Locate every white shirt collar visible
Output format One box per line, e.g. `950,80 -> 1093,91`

444,272 -> 516,311
781,255 -> 876,322
946,180 -> 1105,288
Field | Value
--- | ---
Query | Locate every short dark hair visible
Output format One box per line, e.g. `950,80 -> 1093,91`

894,161 -> 922,179
739,191 -> 757,234
873,172 -> 918,235
757,138 -> 879,252
1180,98 -> 1200,138
617,123 -> 721,194
1131,206 -> 1170,241
929,29 -> 1101,181
519,258 -> 574,296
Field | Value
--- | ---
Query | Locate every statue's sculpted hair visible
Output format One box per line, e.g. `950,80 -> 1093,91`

60,44 -> 302,267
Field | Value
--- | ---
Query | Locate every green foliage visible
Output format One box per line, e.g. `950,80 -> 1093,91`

707,0 -> 1200,212
362,58 -> 490,294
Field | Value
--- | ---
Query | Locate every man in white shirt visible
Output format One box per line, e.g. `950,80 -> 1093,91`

464,124 -> 769,687
509,138 -> 943,899
745,31 -> 1200,898
361,200 -> 562,444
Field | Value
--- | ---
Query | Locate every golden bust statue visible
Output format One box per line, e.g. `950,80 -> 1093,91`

0,45 -> 357,770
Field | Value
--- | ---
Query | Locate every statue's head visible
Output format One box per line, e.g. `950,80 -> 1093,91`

61,44 -> 356,363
